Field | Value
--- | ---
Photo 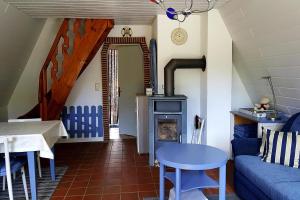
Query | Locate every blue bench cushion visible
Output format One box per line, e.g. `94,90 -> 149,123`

235,155 -> 300,200
232,138 -> 261,157
234,124 -> 257,138
281,112 -> 300,132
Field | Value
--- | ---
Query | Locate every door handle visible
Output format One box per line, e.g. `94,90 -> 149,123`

118,87 -> 121,97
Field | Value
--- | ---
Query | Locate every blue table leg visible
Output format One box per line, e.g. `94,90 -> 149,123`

175,168 -> 181,200
159,163 -> 165,200
50,147 -> 55,181
27,152 -> 37,200
219,164 -> 226,200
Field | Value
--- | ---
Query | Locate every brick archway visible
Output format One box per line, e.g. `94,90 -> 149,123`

101,37 -> 150,141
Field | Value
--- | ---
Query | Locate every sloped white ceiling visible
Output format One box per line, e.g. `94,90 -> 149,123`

5,0 -> 230,24
0,0 -> 44,107
219,0 -> 300,115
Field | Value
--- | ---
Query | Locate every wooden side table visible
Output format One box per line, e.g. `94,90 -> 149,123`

156,143 -> 228,200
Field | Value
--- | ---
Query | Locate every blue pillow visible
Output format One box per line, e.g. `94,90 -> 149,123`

281,112 -> 300,132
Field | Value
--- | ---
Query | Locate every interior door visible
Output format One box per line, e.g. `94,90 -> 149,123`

118,45 -> 144,136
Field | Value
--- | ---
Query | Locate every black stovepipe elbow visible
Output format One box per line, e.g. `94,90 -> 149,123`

164,56 -> 206,96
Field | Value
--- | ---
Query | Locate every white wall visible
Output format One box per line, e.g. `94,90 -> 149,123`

8,23 -> 153,119
155,15 -> 205,142
231,65 -> 253,111
0,0 -> 44,117
66,25 -> 152,108
0,106 -> 7,122
8,19 -> 62,118
67,25 -> 152,107
6,13 -> 248,152
152,18 -> 157,40
219,0 -> 300,115
65,48 -> 103,106
205,10 -> 233,155
109,25 -> 152,45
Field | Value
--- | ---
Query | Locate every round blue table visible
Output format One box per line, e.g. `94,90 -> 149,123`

156,143 -> 228,200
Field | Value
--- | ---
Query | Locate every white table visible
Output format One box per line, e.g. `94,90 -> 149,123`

0,120 -> 68,200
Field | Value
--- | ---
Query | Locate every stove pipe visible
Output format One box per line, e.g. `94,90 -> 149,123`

164,56 -> 206,96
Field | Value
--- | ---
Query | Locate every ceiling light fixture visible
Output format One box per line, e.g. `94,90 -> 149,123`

150,0 -> 217,22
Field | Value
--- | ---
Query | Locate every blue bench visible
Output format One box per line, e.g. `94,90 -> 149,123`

232,112 -> 300,200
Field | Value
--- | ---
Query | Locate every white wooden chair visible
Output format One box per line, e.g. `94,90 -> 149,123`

191,117 -> 205,144
0,136 -> 29,200
8,118 -> 42,178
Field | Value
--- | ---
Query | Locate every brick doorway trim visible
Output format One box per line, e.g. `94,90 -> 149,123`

101,37 -> 150,141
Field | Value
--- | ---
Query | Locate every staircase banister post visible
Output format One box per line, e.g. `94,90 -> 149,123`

39,68 -> 48,120
23,19 -> 114,120
38,19 -> 69,120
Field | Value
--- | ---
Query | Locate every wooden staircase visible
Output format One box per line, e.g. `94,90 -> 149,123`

20,19 -> 114,120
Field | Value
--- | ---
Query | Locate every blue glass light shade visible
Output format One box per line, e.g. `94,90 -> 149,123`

166,7 -> 177,20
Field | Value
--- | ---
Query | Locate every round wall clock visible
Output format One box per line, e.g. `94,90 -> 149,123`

171,28 -> 188,45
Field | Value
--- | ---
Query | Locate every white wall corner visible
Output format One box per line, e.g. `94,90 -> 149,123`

200,12 -> 208,145
206,9 -> 233,155
231,65 -> 253,111
151,16 -> 158,40
0,106 -> 8,122
156,14 -> 203,142
66,24 -> 153,107
8,18 -> 62,118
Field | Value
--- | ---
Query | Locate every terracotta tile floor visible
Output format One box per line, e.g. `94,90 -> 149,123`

51,139 -> 235,200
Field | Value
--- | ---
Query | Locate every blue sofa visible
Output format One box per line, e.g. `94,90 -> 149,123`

232,138 -> 300,200
232,113 -> 300,200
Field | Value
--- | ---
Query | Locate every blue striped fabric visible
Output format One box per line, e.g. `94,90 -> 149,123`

262,129 -> 300,168
259,127 -> 267,157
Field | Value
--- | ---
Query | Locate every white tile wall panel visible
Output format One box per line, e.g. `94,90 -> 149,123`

269,67 -> 300,79
244,54 -> 300,68
276,104 -> 290,114
277,97 -> 300,109
231,28 -> 254,42
242,25 -> 300,47
220,0 -> 300,113
260,41 -> 300,58
4,0 -> 230,24
219,0 -> 242,16
278,88 -> 300,100
237,49 -> 262,61
287,107 -> 300,115
230,25 -> 253,40
272,78 -> 300,89
221,8 -> 245,27
227,20 -> 300,48
243,67 -> 268,79
274,88 -> 281,97
249,13 -> 300,35
225,2 -> 300,34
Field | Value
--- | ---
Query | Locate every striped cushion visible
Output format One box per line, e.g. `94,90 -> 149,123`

259,127 -> 267,157
262,129 -> 300,168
